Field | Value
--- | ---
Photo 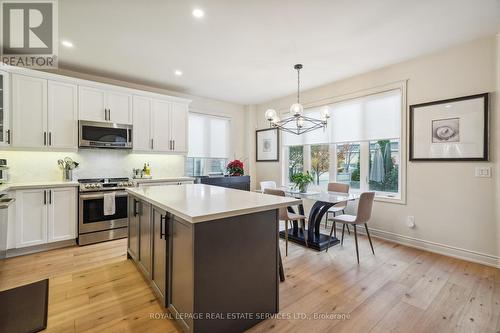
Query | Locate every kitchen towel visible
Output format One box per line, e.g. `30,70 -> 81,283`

103,192 -> 116,216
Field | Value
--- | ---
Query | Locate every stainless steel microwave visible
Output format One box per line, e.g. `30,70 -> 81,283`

79,121 -> 132,149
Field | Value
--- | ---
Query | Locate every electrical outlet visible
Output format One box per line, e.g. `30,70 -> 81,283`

407,216 -> 415,228
475,167 -> 491,178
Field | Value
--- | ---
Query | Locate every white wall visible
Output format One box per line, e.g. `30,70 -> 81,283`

252,36 -> 499,266
1,150 -> 185,182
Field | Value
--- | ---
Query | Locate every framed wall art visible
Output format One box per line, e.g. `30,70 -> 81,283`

256,128 -> 279,162
410,93 -> 488,161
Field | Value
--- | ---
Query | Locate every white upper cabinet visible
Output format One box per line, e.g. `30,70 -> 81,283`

12,74 -> 48,148
0,70 -> 10,146
12,74 -> 77,150
107,91 -> 132,124
151,99 -> 171,152
134,97 -> 189,153
133,96 -> 152,151
48,81 -> 78,149
170,102 -> 188,153
79,85 -> 132,124
78,86 -> 106,122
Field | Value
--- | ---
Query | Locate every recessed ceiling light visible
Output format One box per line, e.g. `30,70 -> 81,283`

192,8 -> 204,18
61,40 -> 74,48
174,70 -> 183,76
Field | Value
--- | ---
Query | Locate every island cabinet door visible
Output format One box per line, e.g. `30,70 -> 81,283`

127,197 -> 140,260
151,207 -> 169,306
138,200 -> 152,277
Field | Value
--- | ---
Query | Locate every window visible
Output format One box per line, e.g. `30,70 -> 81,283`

287,145 -> 303,181
186,113 -> 230,176
336,143 -> 360,189
283,86 -> 404,200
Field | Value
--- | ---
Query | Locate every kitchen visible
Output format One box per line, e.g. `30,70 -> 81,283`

1,1 -> 500,333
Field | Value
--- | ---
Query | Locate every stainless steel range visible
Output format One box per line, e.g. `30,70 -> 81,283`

78,177 -> 135,245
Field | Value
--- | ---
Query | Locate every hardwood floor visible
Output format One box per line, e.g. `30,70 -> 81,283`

0,230 -> 499,333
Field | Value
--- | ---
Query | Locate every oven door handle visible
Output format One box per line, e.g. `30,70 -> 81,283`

79,191 -> 128,200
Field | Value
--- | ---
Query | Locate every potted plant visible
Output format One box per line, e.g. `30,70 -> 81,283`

290,171 -> 313,193
227,160 -> 244,176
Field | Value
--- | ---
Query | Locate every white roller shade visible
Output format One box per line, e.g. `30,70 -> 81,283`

188,113 -> 230,158
330,89 -> 401,143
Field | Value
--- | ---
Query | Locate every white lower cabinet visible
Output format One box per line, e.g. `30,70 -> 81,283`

15,189 -> 48,247
48,187 -> 77,242
15,187 -> 77,248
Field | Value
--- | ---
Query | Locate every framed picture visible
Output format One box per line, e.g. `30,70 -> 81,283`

256,128 -> 279,162
410,93 -> 488,161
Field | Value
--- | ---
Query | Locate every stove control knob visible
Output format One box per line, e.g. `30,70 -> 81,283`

91,184 -> 96,188
85,184 -> 91,189
128,182 -> 133,186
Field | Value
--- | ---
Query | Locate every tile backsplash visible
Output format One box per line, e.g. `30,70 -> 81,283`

0,150 -> 185,182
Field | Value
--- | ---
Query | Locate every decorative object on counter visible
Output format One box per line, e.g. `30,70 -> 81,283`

256,128 -> 279,162
264,64 -> 329,135
410,93 -> 488,161
132,164 -> 152,179
143,163 -> 151,177
0,159 -> 9,184
57,157 -> 79,181
290,171 -> 313,193
227,159 -> 244,176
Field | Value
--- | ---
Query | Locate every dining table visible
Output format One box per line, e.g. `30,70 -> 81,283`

279,189 -> 358,251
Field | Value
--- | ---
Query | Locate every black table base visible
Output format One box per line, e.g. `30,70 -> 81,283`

279,228 -> 340,251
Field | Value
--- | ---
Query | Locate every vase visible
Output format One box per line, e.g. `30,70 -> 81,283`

64,169 -> 73,181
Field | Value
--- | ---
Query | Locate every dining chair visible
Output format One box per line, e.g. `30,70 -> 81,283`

260,180 -> 277,192
326,192 -> 375,264
325,182 -> 350,236
264,188 -> 307,256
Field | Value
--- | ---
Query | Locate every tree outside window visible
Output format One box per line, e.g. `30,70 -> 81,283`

288,146 -> 303,181
310,145 -> 329,186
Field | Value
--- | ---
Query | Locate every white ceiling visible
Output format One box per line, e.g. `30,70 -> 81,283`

58,0 -> 500,105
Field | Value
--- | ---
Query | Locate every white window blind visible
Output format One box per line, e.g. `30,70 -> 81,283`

188,113 -> 230,158
330,89 -> 401,143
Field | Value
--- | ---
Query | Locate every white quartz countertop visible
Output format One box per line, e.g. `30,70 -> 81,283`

126,184 -> 301,223
0,181 -> 79,193
133,177 -> 195,184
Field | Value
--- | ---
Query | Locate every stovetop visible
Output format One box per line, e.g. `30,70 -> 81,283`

78,177 -> 135,192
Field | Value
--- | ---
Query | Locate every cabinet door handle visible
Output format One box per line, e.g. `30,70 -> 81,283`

133,199 -> 139,216
160,214 -> 167,239
43,190 -> 46,205
49,190 -> 52,204
6,129 -> 10,144
43,132 -> 47,146
108,109 -> 111,121
151,139 -> 154,150
173,140 -> 175,151
48,132 -> 52,146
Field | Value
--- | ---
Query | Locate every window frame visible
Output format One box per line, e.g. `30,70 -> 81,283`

281,81 -> 407,204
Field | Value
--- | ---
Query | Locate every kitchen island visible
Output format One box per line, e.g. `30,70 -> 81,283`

126,184 -> 300,333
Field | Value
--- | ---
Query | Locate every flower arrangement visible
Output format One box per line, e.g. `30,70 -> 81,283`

290,171 -> 313,193
227,159 -> 244,176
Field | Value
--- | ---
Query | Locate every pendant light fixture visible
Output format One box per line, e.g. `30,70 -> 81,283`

265,64 -> 329,135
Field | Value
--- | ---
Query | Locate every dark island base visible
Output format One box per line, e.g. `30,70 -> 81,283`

279,228 -> 340,251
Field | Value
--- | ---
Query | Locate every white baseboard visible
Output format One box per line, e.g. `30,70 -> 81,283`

331,224 -> 500,269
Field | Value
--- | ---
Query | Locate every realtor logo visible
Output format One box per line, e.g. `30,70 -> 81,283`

0,0 -> 58,68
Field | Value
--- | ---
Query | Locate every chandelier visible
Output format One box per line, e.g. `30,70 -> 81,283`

265,64 -> 330,135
